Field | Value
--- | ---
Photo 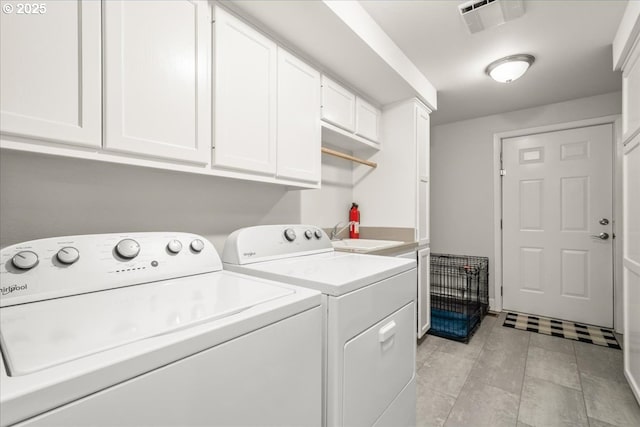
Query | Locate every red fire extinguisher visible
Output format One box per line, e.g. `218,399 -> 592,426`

349,203 -> 360,239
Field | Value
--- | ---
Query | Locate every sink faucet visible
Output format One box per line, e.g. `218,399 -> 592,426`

330,221 -> 355,240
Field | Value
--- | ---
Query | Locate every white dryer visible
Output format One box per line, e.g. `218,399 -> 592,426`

222,225 -> 418,427
0,232 -> 322,427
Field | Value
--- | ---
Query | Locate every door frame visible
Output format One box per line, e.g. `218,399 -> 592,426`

492,115 -> 624,332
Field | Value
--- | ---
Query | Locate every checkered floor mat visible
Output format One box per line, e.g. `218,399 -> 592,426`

503,312 -> 621,349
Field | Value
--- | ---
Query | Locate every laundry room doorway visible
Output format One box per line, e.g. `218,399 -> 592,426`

495,118 -> 619,328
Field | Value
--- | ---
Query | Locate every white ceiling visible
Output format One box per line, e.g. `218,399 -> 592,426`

359,0 -> 627,125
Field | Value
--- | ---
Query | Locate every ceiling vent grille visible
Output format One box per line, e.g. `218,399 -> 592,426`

458,0 -> 525,34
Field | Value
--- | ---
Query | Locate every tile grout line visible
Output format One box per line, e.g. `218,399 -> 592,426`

441,314 -> 498,427
514,317 -> 531,426
576,341 -> 594,427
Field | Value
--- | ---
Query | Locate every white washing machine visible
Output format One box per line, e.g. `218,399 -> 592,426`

0,232 -> 322,427
222,225 -> 418,427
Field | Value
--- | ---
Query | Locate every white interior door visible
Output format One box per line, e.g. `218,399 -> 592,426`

502,124 -> 614,327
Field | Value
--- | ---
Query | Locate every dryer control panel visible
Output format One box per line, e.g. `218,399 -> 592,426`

0,232 -> 220,307
222,225 -> 333,265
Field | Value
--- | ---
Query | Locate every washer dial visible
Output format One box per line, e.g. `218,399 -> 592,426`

314,230 -> 323,239
304,230 -> 313,240
190,239 -> 205,253
115,239 -> 140,259
12,251 -> 38,270
57,247 -> 80,265
167,240 -> 183,254
284,228 -> 297,242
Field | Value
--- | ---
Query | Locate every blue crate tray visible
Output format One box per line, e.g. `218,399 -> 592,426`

431,308 -> 480,339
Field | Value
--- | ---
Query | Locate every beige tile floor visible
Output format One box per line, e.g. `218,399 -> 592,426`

416,312 -> 640,427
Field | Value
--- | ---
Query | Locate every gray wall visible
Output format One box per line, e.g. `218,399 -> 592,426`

430,91 -> 622,300
0,149 -> 352,253
0,151 -> 301,252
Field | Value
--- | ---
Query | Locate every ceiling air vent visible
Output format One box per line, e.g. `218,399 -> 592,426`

458,0 -> 525,34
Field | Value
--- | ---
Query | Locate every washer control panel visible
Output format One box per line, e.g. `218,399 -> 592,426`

222,224 -> 332,265
0,232 -> 220,307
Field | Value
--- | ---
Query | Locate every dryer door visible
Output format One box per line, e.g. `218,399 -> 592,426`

342,302 -> 415,426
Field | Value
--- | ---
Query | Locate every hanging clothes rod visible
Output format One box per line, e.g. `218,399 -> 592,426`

321,147 -> 377,168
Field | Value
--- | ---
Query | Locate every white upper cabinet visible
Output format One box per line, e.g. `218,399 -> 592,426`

614,1 -> 640,404
623,38 -> 640,139
276,49 -> 321,184
0,0 -> 101,148
355,98 -> 381,143
321,76 -> 356,132
353,99 -> 430,241
103,0 -> 211,165
416,103 -> 430,244
416,105 -> 430,180
213,6 -> 277,175
321,75 -> 381,149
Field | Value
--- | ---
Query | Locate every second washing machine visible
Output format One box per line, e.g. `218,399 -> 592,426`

223,224 -> 417,427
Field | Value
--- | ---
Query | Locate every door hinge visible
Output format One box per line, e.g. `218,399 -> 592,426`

501,286 -> 503,297
500,169 -> 506,176
500,219 -> 503,230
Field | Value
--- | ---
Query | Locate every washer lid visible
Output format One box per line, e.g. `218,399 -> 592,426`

226,252 -> 416,296
0,272 -> 294,376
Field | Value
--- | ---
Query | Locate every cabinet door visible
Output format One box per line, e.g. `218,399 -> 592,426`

103,0 -> 211,164
623,134 -> 640,403
622,38 -> 640,139
343,303 -> 415,426
418,180 -> 430,244
416,104 -> 430,180
214,6 -> 277,175
0,0 -> 101,147
321,76 -> 356,132
416,104 -> 430,244
276,49 -> 321,183
355,97 -> 381,143
417,248 -> 431,338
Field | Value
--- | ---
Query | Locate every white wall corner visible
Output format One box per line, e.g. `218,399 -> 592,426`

612,0 -> 640,70
323,0 -> 437,110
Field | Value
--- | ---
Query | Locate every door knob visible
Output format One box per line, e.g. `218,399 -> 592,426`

591,232 -> 609,240
599,218 -> 609,225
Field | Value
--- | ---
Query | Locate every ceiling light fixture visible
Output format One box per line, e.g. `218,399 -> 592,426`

485,54 -> 535,83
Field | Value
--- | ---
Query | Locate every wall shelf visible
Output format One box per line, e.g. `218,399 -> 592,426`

321,122 -> 380,154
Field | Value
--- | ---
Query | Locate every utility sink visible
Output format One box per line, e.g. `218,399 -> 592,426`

331,239 -> 404,252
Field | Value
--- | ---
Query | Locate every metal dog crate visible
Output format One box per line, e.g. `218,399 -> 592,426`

430,254 -> 489,342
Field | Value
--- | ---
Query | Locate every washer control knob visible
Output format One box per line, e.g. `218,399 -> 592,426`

115,239 -> 140,259
12,251 -> 39,270
314,230 -> 323,239
284,228 -> 297,242
57,247 -> 80,265
190,239 -> 205,253
304,230 -> 313,240
167,240 -> 183,254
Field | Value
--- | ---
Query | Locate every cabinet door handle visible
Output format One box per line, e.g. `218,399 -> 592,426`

378,320 -> 397,343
